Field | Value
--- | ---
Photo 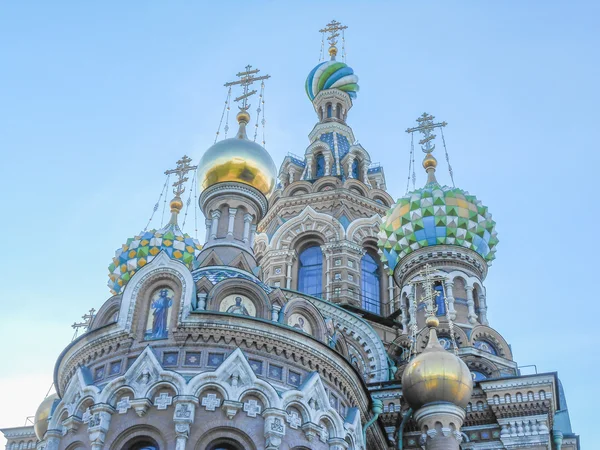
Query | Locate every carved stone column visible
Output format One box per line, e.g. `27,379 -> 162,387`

204,218 -> 212,243
413,403 -> 465,450
347,156 -> 355,178
444,280 -> 457,320
242,213 -> 253,244
466,286 -> 478,324
388,274 -> 395,312
210,210 -> 221,240
250,224 -> 257,248
227,207 -> 237,237
322,245 -> 332,300
400,299 -> 409,335
43,429 -> 62,450
173,396 -> 198,450
408,288 -> 417,332
478,294 -> 489,325
263,408 -> 287,450
271,304 -> 281,322
87,404 -> 114,450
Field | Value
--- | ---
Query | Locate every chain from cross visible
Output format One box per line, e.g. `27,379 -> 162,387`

165,155 -> 198,198
409,264 -> 445,318
72,308 -> 96,332
224,65 -> 270,111
406,113 -> 448,154
319,19 -> 348,48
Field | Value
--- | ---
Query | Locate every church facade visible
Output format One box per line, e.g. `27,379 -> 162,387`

2,21 -> 579,450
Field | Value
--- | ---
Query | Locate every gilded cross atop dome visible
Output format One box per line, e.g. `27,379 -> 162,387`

224,65 -> 271,112
319,19 -> 348,58
406,113 -> 447,154
165,155 -> 198,224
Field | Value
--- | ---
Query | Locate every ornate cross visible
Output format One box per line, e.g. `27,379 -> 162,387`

71,308 -> 96,336
287,411 -> 302,429
224,65 -> 271,111
165,155 -> 197,198
201,393 -> 221,411
319,19 -> 348,48
406,113 -> 447,154
154,392 -> 173,410
243,399 -> 262,417
116,397 -> 131,414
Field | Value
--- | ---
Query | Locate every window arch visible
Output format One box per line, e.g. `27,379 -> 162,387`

208,443 -> 242,450
315,153 -> 325,178
298,246 -> 323,297
336,103 -> 342,119
326,103 -> 333,118
123,438 -> 159,450
361,252 -> 380,314
351,158 -> 360,179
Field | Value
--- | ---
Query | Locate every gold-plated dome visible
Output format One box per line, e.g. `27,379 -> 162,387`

401,323 -> 472,410
197,113 -> 277,197
33,393 -> 59,440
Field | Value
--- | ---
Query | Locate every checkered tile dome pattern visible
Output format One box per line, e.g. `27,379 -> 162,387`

108,224 -> 202,294
377,183 -> 498,273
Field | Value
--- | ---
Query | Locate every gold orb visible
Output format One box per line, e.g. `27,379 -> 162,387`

170,197 -> 184,213
34,393 -> 59,440
401,330 -> 472,410
422,153 -> 438,170
197,134 -> 277,197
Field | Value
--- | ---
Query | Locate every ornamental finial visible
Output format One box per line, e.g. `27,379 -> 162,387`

224,65 -> 271,113
164,155 -> 198,225
319,19 -> 348,60
406,113 -> 448,185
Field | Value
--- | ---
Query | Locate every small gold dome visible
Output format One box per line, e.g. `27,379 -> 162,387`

34,393 -> 59,440
197,117 -> 277,197
401,326 -> 472,410
422,153 -> 438,170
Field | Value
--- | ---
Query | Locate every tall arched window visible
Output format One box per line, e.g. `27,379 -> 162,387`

298,246 -> 323,297
336,103 -> 342,119
315,154 -> 325,178
327,103 -> 333,118
351,158 -> 360,179
361,253 -> 380,314
434,284 -> 446,316
124,440 -> 159,450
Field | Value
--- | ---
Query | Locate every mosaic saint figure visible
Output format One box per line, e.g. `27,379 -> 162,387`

149,289 -> 172,339
293,317 -> 306,331
226,296 -> 250,316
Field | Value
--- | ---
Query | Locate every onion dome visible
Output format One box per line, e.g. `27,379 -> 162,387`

402,317 -> 473,410
197,111 -> 277,197
305,59 -> 359,101
378,182 -> 498,273
108,221 -> 202,295
33,393 -> 59,440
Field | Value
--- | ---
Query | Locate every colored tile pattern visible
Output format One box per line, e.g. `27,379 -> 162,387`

192,267 -> 273,293
305,60 -> 359,100
378,183 -> 498,273
184,352 -> 201,366
108,223 -> 202,295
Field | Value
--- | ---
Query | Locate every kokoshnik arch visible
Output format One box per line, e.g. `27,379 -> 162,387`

1,19 -> 579,450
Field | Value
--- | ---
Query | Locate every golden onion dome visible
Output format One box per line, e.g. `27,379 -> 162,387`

33,393 -> 59,440
401,317 -> 473,410
197,112 -> 277,197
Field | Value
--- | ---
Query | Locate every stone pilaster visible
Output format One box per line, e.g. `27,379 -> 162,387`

173,396 -> 198,450
466,286 -> 478,324
444,280 -> 457,320
87,404 -> 114,450
413,403 -> 465,450
263,408 -> 287,450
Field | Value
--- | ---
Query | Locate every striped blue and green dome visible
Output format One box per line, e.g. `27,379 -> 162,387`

305,60 -> 359,100
108,223 -> 202,295
377,183 -> 498,274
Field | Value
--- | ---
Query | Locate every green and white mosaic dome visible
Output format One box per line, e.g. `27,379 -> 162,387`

377,183 -> 498,273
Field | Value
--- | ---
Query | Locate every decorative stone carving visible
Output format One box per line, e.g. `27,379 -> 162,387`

201,393 -> 221,411
116,396 -> 131,414
243,399 -> 262,417
222,400 -> 244,419
130,399 -> 153,417
154,392 -> 173,410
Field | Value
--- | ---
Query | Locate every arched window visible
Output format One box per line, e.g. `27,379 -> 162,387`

351,158 -> 360,179
327,103 -> 333,118
124,439 -> 159,450
336,103 -> 342,119
208,444 -> 242,450
361,253 -> 380,314
315,153 -> 325,178
434,284 -> 445,316
298,246 -> 323,297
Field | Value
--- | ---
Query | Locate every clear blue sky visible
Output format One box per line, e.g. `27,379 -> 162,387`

0,1 -> 597,447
